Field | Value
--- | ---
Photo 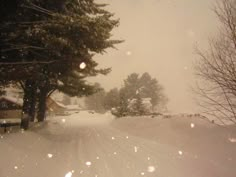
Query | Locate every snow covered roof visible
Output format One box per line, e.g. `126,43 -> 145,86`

55,101 -> 67,108
5,87 -> 23,93
47,97 -> 67,109
0,96 -> 23,106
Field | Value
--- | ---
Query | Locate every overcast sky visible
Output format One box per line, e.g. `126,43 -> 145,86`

91,0 -> 219,113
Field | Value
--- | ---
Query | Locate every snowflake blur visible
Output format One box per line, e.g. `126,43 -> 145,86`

65,171 -> 73,177
178,150 -> 183,155
85,161 -> 92,166
134,146 -> 138,153
190,123 -> 195,128
126,51 -> 132,56
147,166 -> 156,173
47,153 -> 53,158
79,62 -> 86,69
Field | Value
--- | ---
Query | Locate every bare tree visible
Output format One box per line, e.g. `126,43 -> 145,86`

195,0 -> 236,124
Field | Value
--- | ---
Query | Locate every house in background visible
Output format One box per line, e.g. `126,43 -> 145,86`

0,96 -> 23,119
127,97 -> 152,115
0,93 -> 78,119
0,86 -> 23,119
46,97 -> 67,116
5,87 -> 23,98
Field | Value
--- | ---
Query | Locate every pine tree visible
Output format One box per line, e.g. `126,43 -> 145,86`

122,73 -> 140,99
114,88 -> 129,117
139,72 -> 167,110
103,88 -> 120,110
1,0 -> 122,129
133,94 -> 146,116
115,72 -> 167,116
84,83 -> 106,113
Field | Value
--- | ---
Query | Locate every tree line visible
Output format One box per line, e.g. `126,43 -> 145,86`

0,0 -> 121,129
85,72 -> 168,117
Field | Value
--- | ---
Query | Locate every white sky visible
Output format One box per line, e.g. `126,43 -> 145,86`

91,0 -> 219,113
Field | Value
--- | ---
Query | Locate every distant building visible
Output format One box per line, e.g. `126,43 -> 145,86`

0,95 -> 75,119
5,86 -> 23,99
0,96 -> 23,119
46,97 -> 67,116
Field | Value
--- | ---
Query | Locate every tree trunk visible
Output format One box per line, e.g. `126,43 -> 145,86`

21,80 -> 36,130
37,88 -> 48,122
29,84 -> 37,122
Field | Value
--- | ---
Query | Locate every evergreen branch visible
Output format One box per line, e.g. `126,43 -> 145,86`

0,60 -> 65,65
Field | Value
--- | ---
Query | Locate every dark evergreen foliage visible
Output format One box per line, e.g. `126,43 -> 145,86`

84,83 -> 106,113
103,88 -> 120,110
112,72 -> 167,117
1,0 -> 121,129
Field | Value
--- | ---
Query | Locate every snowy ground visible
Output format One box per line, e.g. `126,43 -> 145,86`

0,111 -> 236,177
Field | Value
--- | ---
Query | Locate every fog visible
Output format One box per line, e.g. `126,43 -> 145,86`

91,0 -> 219,113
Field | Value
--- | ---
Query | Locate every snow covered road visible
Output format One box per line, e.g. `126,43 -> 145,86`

0,112 -> 235,177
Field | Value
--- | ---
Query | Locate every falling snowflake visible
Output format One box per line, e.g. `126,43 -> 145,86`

96,156 -> 100,160
85,161 -> 92,166
147,166 -> 156,173
147,157 -> 150,161
141,172 -> 145,176
111,137 -> 115,140
14,166 -> 18,170
113,152 -> 117,155
126,51 -> 132,56
62,119 -> 66,123
190,123 -> 195,128
178,150 -> 183,155
47,153 -> 53,158
126,136 -> 129,139
134,146 -> 138,153
65,171 -> 73,177
80,62 -> 86,69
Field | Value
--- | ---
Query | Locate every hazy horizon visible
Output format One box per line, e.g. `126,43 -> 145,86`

89,0 -> 219,114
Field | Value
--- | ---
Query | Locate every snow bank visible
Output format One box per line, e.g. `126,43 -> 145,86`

111,115 -> 236,169
0,112 -> 235,177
